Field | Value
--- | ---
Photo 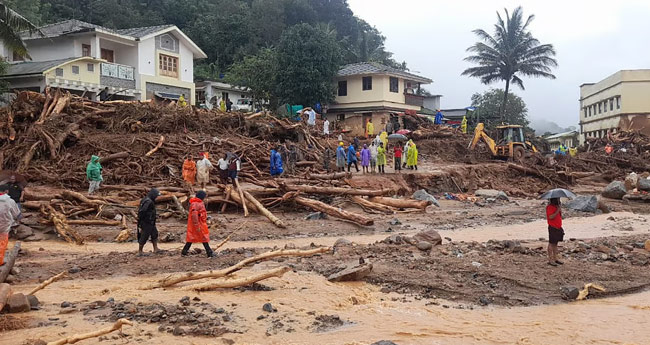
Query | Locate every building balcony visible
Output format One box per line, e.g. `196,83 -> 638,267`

100,62 -> 136,89
404,93 -> 424,107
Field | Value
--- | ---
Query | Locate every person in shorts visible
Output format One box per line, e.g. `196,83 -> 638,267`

546,197 -> 565,266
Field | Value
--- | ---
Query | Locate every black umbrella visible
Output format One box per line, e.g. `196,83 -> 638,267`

539,188 -> 577,200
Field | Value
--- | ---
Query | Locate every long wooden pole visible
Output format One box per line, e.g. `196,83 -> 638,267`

368,196 -> 430,210
0,242 -> 21,283
46,319 -> 133,345
243,190 -> 285,228
294,195 -> 374,226
285,184 -> 392,196
183,267 -> 291,291
234,178 -> 249,216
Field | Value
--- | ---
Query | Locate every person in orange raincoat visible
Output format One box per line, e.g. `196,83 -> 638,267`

0,187 -> 21,265
182,155 -> 197,189
181,190 -> 214,257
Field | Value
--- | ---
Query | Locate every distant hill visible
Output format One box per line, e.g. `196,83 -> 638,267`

530,118 -> 576,136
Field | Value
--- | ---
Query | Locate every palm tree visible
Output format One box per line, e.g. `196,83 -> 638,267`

0,3 -> 42,59
462,7 -> 557,121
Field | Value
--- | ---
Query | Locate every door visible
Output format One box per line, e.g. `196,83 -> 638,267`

101,49 -> 114,62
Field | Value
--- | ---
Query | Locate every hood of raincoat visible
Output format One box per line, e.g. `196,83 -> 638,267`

91,155 -> 100,163
147,188 -> 160,202
195,190 -> 207,200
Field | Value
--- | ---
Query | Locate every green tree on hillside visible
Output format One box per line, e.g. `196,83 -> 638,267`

470,89 -> 530,130
0,2 -> 42,59
462,7 -> 557,121
225,48 -> 278,108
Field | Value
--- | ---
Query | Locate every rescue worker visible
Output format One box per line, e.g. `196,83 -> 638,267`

178,94 -> 187,107
434,110 -> 443,125
365,119 -> 374,139
137,188 -> 160,255
336,142 -> 346,172
377,142 -> 386,174
402,141 -> 409,168
407,140 -> 418,170
182,155 -> 197,190
270,147 -> 284,176
181,190 -> 215,257
380,131 -> 388,149
196,152 -> 213,190
461,116 -> 468,134
347,143 -> 359,172
360,144 -> 371,174
219,98 -> 226,112
0,186 -> 21,266
86,155 -> 103,194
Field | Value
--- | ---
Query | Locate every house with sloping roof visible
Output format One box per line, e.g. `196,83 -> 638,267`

545,130 -> 579,150
327,62 -> 433,136
0,19 -> 206,104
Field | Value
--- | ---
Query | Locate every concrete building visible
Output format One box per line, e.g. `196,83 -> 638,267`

327,62 -> 432,136
545,130 -> 579,150
579,70 -> 650,144
195,80 -> 251,110
0,19 -> 206,104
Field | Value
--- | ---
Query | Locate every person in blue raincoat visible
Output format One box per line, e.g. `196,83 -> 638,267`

347,143 -> 359,172
434,110 -> 444,125
270,147 -> 284,176
336,142 -> 346,172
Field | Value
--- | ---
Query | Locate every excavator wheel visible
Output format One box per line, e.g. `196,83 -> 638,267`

512,146 -> 526,163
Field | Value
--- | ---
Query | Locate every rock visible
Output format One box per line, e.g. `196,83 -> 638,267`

388,218 -> 402,226
333,238 -> 351,247
262,303 -> 276,313
639,178 -> 650,192
385,234 -> 403,245
60,301 -> 71,308
12,225 -> 34,240
68,266 -> 81,274
412,189 -> 440,207
471,261 -> 482,268
595,245 -> 611,254
565,195 -> 598,213
624,173 -> 639,190
416,241 -> 433,251
598,200 -> 611,214
413,230 -> 442,246
478,295 -> 491,306
645,240 -> 650,252
159,232 -> 176,243
172,326 -> 185,336
402,236 -> 417,245
27,295 -> 40,309
371,342 -> 398,345
327,263 -> 373,282
7,293 -> 31,313
602,181 -> 627,200
560,286 -> 580,300
475,189 -> 509,201
10,267 -> 20,275
305,212 -> 327,220
179,296 -> 190,306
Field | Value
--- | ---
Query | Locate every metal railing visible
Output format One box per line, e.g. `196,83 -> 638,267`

100,62 -> 135,80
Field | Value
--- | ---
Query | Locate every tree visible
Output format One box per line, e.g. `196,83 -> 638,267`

0,3 -> 42,59
225,48 -> 278,108
470,89 -> 530,130
462,7 -> 557,121
275,23 -> 342,106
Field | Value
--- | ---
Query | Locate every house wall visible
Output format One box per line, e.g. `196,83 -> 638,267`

325,111 -> 394,137
334,75 -> 405,104
13,38 -> 76,62
44,60 -> 101,85
4,76 -> 45,92
179,42 -> 194,83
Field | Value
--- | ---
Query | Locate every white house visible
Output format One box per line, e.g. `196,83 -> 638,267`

195,80 -> 251,110
0,19 -> 206,104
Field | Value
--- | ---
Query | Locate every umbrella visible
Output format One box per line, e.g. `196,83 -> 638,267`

396,129 -> 411,135
387,133 -> 407,142
539,188 -> 576,200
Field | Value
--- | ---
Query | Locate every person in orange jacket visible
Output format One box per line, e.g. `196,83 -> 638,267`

181,190 -> 214,257
182,155 -> 197,190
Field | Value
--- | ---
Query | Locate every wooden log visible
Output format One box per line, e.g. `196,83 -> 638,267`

17,140 -> 41,172
234,178 -> 249,217
294,195 -> 374,226
145,135 -> 165,157
308,172 -> 351,180
0,283 -> 11,311
349,196 -> 395,214
285,184 -> 392,196
153,247 -> 330,289
7,108 -> 16,141
228,187 -> 259,213
43,205 -> 84,245
368,196 -> 430,210
46,319 -> 133,345
61,190 -> 106,205
27,271 -> 66,295
67,219 -> 121,226
99,152 -> 129,164
243,190 -> 285,228
22,200 -> 49,210
51,92 -> 71,116
295,160 -> 317,167
23,190 -> 60,201
0,242 -> 21,283
220,185 -> 232,213
183,266 -> 291,291
172,195 -> 188,218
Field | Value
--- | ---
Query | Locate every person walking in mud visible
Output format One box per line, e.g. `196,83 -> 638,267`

336,142 -> 346,172
182,190 -> 215,257
137,188 -> 160,256
196,152 -> 213,190
546,197 -> 565,266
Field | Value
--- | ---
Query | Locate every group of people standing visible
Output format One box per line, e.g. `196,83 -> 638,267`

182,152 -> 241,191
335,137 -> 418,174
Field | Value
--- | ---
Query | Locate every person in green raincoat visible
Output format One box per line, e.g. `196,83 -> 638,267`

407,140 -> 418,170
86,155 -> 103,194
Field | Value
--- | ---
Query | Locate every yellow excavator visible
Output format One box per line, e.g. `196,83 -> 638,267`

468,123 -> 538,161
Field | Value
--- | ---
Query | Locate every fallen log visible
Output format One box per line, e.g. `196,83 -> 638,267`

220,185 -> 232,213
295,160 -> 317,167
285,184 -> 392,197
172,195 -> 188,218
293,195 -> 374,226
349,196 -> 395,214
368,196 -> 430,210
308,172 -> 351,180
243,190 -> 285,228
99,152 -> 129,164
234,178 -> 249,217
23,189 -> 60,201
228,186 -> 258,213
183,266 -> 291,291
153,247 -> 330,289
0,283 -> 11,311
17,140 -> 41,172
61,190 -> 106,205
27,271 -> 66,295
51,92 -> 71,116
145,135 -> 165,157
22,201 -> 50,210
46,318 -> 133,345
43,205 -> 84,245
0,242 -> 21,283
67,219 -> 121,226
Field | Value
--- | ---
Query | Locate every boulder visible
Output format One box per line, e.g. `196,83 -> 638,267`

327,263 -> 373,282
560,286 -> 580,300
638,178 -> 650,192
333,238 -> 352,247
565,195 -> 598,213
384,235 -> 403,245
415,241 -> 433,251
6,293 -> 31,313
27,295 -> 40,309
624,173 -> 639,190
474,189 -> 509,201
602,181 -> 626,199
412,190 -> 440,207
12,225 -> 34,240
413,230 -> 442,246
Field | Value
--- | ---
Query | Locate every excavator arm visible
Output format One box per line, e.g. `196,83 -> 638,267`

468,123 -> 497,155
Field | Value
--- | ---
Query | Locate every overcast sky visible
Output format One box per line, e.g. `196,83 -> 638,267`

348,0 -> 650,128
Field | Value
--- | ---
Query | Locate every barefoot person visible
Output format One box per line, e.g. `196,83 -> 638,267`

546,197 -> 565,266
137,188 -> 160,255
181,190 -> 215,257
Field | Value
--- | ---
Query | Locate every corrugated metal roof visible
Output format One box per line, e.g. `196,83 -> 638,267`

116,25 -> 174,38
4,58 -> 77,76
545,130 -> 578,139
338,62 -> 432,83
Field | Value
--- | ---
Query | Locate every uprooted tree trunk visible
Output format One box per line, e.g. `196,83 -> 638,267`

290,193 -> 374,226
42,205 -> 85,244
27,271 -> 66,295
46,319 -> 133,345
349,196 -> 395,214
183,266 -> 291,291
284,184 -> 393,197
243,190 -> 285,228
368,196 -> 430,210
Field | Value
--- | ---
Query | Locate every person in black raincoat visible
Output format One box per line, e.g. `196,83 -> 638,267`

138,188 -> 160,255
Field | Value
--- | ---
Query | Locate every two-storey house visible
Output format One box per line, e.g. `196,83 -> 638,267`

0,20 -> 206,104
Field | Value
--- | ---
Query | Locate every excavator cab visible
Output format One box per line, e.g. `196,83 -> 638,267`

469,123 -> 538,161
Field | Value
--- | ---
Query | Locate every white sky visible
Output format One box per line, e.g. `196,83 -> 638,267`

348,0 -> 650,127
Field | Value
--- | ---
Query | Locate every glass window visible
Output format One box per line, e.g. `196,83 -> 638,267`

598,103 -> 602,113
55,68 -> 63,77
159,54 -> 178,78
337,80 -> 347,96
82,44 -> 91,57
362,76 -> 372,91
87,63 -> 94,72
610,99 -> 613,111
389,77 -> 399,93
588,106 -> 591,116
616,96 -> 620,109
71,65 -> 79,74
584,108 -> 587,118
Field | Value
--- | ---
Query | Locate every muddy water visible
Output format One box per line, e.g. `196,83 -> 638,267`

5,266 -> 650,345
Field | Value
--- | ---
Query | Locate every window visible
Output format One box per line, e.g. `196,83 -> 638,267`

588,106 -> 591,116
82,44 -> 91,57
389,77 -> 398,93
362,76 -> 372,91
592,105 -> 596,116
87,63 -> 94,72
603,101 -> 607,113
338,80 -> 347,96
101,49 -> 114,62
71,65 -> 79,74
159,54 -> 178,78
616,96 -> 620,109
583,108 -> 587,118
12,51 -> 24,61
598,103 -> 602,114
609,99 -> 613,111
55,68 -> 63,77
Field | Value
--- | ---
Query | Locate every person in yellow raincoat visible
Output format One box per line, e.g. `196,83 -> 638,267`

365,119 -> 374,138
569,147 -> 577,157
182,155 -> 196,190
379,131 -> 388,149
219,98 -> 226,112
461,116 -> 468,134
178,94 -> 187,107
407,140 -> 418,170
376,142 -> 386,174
